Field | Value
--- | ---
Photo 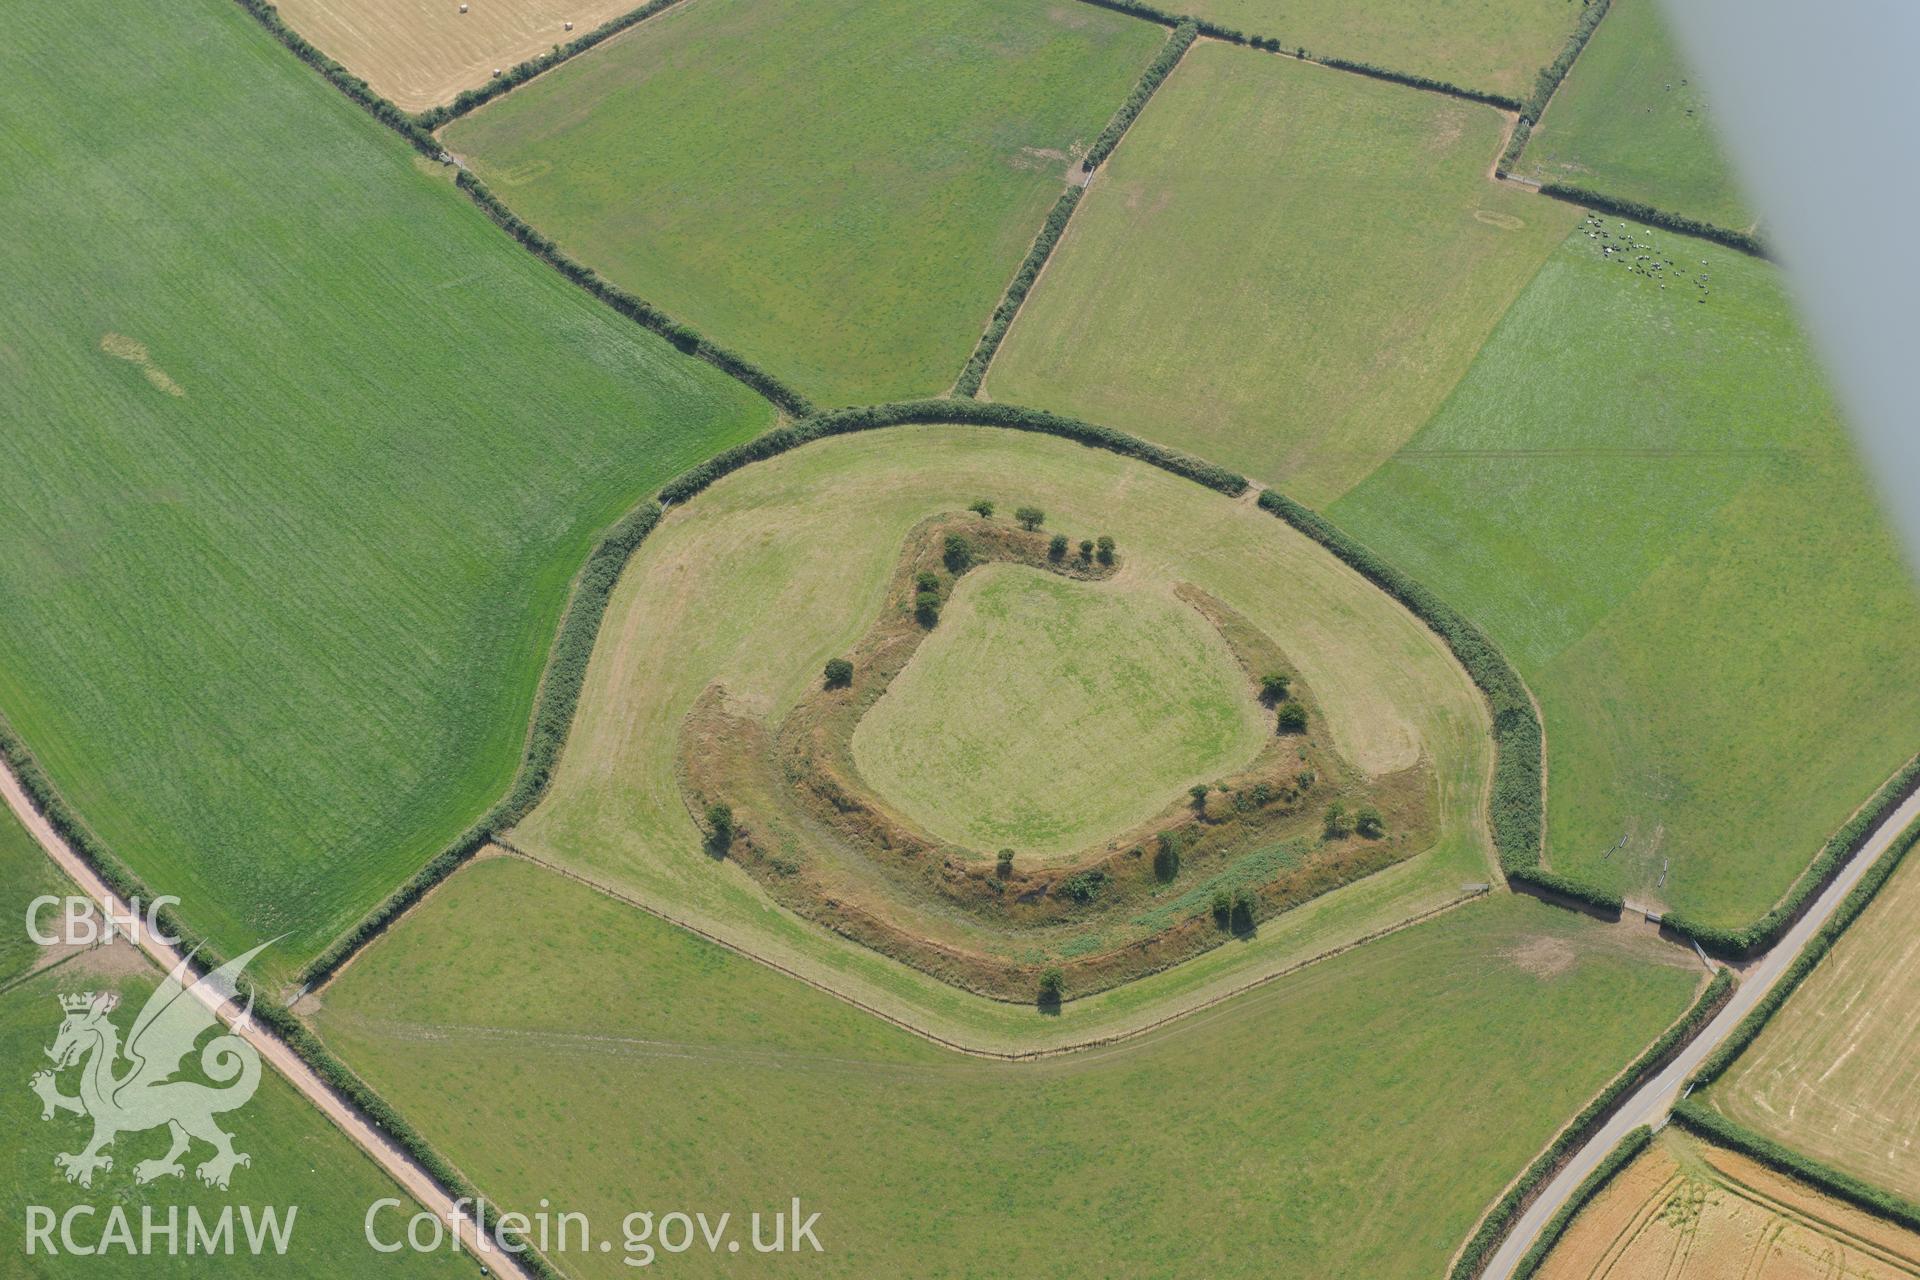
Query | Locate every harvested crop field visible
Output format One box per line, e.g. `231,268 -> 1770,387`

0,0 -> 770,977
508,425 -> 1495,1049
271,0 -> 642,112
315,856 -> 1702,1279
442,0 -> 1162,405
1711,837 -> 1920,1199
1534,1129 -> 1920,1279
986,42 -> 1574,504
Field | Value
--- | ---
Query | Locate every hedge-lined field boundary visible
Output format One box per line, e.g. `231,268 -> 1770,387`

226,0 -> 811,418
1511,1126 -> 1653,1280
452,171 -> 813,415
1252,491 -> 1574,899
1448,969 -> 1735,1279
1535,184 -> 1768,257
414,0 -> 687,130
1673,1102 -> 1920,1235
1671,755 -> 1920,958
1083,21 -> 1197,173
0,720 -> 567,1278
1686,814 -> 1920,1090
954,19 -> 1197,398
953,186 -> 1082,396
1069,0 -> 1523,110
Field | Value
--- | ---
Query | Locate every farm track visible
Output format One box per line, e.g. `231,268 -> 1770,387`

1482,785 -> 1920,1279
0,761 -> 541,1280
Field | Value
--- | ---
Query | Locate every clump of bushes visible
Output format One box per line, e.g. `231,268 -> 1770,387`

1048,533 -> 1069,562
1323,802 -> 1352,839
1077,539 -> 1094,564
1355,806 -> 1385,839
1230,888 -> 1257,934
996,848 -> 1015,878
1259,673 -> 1292,704
915,570 -> 940,592
1276,702 -> 1308,734
1189,784 -> 1210,810
1061,869 -> 1109,904
1016,506 -> 1046,531
1096,535 -> 1115,566
1037,968 -> 1064,1008
823,658 -> 853,689
1211,889 -> 1232,927
943,533 -> 976,574
1154,830 -> 1184,881
914,590 -> 942,628
705,802 -> 735,855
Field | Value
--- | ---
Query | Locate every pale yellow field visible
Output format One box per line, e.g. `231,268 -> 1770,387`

273,0 -> 643,112
507,426 -> 1497,1052
1714,844 -> 1920,1199
1538,1131 -> 1920,1280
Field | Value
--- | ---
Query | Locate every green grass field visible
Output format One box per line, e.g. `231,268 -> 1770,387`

509,425 -> 1495,1050
315,855 -> 1701,1278
850,564 -> 1268,857
1331,225 -> 1920,929
987,43 -> 1577,505
0,957 -> 468,1277
441,0 -> 1161,407
1181,0 -> 1589,99
0,0 -> 771,976
1,808 -> 64,992
1711,839 -> 1920,1199
1516,0 -> 1753,230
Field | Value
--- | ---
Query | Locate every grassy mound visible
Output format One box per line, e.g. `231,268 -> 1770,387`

987,42 -> 1575,504
441,0 -> 1161,405
851,562 -> 1268,856
0,0 -> 771,977
509,426 -> 1493,1045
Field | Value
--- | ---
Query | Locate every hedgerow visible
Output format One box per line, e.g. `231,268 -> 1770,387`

1536,184 -> 1768,257
1673,1101 -> 1920,1235
453,172 -> 812,415
1511,1126 -> 1653,1280
231,0 -> 439,157
1449,969 -> 1735,1279
954,185 -> 1082,396
414,0 -> 688,130
1071,0 -> 1180,28
1082,22 -> 1197,173
224,0 -> 805,418
1668,755 -> 1920,958
299,501 -> 666,986
0,719 -> 565,1276
1313,56 -> 1522,110
1253,490 -> 1546,881
1520,0 -> 1611,127
1685,814 -> 1920,1089
659,401 -> 1249,504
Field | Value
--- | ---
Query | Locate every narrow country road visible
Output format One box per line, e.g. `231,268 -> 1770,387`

0,762 -> 539,1280
1483,784 -> 1920,1279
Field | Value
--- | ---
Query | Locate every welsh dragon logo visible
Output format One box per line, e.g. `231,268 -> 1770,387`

30,941 -> 271,1190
